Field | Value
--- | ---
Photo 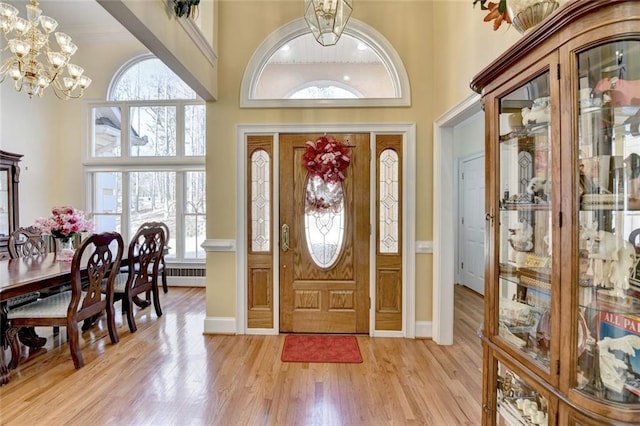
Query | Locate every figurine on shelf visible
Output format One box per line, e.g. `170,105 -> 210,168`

508,220 -> 534,252
508,220 -> 533,266
526,176 -> 550,203
521,97 -> 550,126
581,222 -> 635,297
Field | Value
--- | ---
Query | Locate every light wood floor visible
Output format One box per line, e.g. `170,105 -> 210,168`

0,285 -> 483,425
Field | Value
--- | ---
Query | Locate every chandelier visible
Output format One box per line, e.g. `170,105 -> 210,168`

304,0 -> 352,47
0,0 -> 91,99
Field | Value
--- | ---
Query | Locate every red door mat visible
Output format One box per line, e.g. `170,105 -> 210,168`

281,335 -> 363,363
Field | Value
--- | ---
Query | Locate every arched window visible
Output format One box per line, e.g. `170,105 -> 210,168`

86,55 -> 206,262
108,57 -> 197,101
241,18 -> 410,108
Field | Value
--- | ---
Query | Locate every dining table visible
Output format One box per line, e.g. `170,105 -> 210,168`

0,253 -> 77,385
0,242 -> 157,385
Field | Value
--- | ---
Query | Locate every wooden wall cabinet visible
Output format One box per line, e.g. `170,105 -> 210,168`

471,1 -> 640,424
0,150 -> 21,260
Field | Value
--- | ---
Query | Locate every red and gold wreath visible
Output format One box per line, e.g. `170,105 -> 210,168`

302,135 -> 351,183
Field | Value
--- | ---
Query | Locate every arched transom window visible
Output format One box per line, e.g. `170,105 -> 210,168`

241,18 -> 410,108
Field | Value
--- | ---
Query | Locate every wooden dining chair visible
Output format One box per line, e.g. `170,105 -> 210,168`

113,224 -> 165,333
136,221 -> 170,294
8,226 -> 51,258
6,232 -> 124,370
4,226 -> 53,348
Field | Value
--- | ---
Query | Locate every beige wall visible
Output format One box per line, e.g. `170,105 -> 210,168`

433,0 -> 522,117
0,39 -> 147,226
205,0 -> 520,324
207,1 -> 439,320
0,0 -> 524,329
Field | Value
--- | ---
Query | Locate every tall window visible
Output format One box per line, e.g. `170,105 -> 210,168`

85,55 -> 206,262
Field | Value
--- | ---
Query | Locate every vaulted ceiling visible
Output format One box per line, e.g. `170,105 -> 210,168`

4,0 -> 134,45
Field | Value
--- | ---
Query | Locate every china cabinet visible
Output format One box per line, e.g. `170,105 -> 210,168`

471,1 -> 640,424
0,150 -> 21,260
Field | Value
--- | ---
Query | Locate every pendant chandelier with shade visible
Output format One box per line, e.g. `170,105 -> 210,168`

0,0 -> 91,99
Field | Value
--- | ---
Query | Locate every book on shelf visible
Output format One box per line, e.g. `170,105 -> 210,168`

598,311 -> 640,397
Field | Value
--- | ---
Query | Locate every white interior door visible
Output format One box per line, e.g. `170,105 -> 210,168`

458,154 -> 485,295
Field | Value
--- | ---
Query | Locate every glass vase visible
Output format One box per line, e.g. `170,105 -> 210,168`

55,236 -> 75,262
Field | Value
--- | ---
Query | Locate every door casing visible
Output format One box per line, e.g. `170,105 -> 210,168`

235,123 -> 416,337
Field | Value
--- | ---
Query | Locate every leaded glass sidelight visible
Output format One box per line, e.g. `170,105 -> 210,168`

304,175 -> 345,268
380,149 -> 399,253
251,149 -> 271,252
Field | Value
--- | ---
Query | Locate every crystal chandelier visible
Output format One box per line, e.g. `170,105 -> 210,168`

304,0 -> 352,47
0,0 -> 91,99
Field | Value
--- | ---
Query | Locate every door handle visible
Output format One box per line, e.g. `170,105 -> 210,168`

281,224 -> 289,252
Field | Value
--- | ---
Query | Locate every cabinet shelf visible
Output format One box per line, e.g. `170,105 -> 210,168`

580,197 -> 640,211
578,285 -> 640,316
500,123 -> 550,142
501,203 -> 551,211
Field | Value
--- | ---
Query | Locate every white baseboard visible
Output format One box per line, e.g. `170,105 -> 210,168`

203,316 -> 236,334
168,277 -> 206,287
415,321 -> 433,338
245,328 -> 278,335
372,330 -> 405,338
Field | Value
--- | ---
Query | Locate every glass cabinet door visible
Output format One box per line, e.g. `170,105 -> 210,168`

497,71 -> 553,372
495,359 -> 551,426
575,40 -> 640,407
0,169 -> 9,237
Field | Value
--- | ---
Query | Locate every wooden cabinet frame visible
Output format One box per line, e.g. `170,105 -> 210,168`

472,1 -> 640,423
0,150 -> 22,260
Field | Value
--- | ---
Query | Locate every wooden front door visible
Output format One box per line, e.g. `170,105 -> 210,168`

279,133 -> 370,333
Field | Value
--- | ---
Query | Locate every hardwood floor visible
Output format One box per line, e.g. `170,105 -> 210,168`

0,285 -> 483,425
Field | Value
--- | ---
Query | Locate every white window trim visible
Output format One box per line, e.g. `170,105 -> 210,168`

84,86 -> 206,263
240,18 -> 411,108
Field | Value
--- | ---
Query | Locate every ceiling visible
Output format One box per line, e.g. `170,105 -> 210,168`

5,0 -> 134,45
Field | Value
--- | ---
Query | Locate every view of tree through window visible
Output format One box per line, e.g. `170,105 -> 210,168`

87,55 -> 206,261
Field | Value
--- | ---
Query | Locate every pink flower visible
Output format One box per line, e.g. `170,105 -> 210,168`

33,206 -> 94,240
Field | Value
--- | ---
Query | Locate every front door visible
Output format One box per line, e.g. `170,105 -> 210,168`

279,133 -> 370,333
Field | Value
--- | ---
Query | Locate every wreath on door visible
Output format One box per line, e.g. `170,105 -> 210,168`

302,135 -> 351,213
302,135 -> 351,183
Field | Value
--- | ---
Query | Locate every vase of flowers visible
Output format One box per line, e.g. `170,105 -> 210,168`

34,206 -> 94,261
